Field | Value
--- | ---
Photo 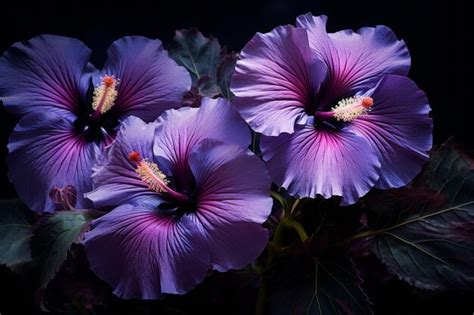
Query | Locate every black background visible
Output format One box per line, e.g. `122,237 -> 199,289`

0,0 -> 472,314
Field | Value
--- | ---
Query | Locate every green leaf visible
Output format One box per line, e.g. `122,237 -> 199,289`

368,144 -> 474,291
196,75 -> 221,98
169,28 -> 221,85
31,210 -> 93,288
217,51 -> 238,99
268,255 -> 372,315
0,199 -> 35,268
169,29 -> 237,99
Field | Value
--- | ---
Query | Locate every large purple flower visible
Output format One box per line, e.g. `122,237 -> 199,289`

83,98 -> 272,299
231,14 -> 432,205
0,35 -> 191,212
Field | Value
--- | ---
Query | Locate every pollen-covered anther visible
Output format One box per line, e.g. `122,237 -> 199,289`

127,151 -> 188,202
128,151 -> 169,193
92,75 -> 119,114
128,151 -> 142,163
332,96 -> 374,122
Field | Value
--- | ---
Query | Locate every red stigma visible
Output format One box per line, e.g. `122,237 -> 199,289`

128,151 -> 142,163
102,75 -> 116,87
361,97 -> 374,108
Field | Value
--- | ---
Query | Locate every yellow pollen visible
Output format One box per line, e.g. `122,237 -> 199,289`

92,75 -> 119,114
135,159 -> 169,193
332,96 -> 373,122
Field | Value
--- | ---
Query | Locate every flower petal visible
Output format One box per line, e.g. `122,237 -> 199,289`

231,25 -> 327,136
7,111 -> 101,212
349,75 -> 432,189
100,36 -> 191,121
191,216 -> 269,272
261,125 -> 380,205
189,139 -> 272,224
84,204 -> 210,299
85,116 -> 161,208
153,97 -> 250,191
296,14 -> 410,107
0,35 -> 94,116
188,139 -> 271,270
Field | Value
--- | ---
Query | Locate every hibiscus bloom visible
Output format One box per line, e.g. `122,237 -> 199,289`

0,35 -> 191,212
83,98 -> 272,299
231,14 -> 432,205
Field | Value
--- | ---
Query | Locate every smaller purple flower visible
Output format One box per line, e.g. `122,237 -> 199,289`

84,98 -> 272,299
0,35 -> 191,212
231,14 -> 432,205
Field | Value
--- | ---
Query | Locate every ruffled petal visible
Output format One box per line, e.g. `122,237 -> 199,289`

85,116 -> 161,208
0,35 -> 94,116
190,139 -> 272,223
261,125 -> 380,205
153,97 -> 250,191
7,111 -> 102,212
231,25 -> 327,136
84,204 -> 210,299
100,36 -> 191,121
191,216 -> 269,272
188,139 -> 271,271
296,14 -> 410,107
349,75 -> 432,189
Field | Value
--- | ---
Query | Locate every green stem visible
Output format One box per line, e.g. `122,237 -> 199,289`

333,229 -> 380,247
72,298 -> 90,315
282,219 -> 309,242
289,199 -> 301,215
255,217 -> 309,315
255,222 -> 285,315
267,242 -> 295,256
271,190 -> 287,210
252,132 -> 258,153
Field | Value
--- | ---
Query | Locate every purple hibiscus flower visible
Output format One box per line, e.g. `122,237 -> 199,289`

0,35 -> 191,212
231,14 -> 432,205
83,98 -> 272,299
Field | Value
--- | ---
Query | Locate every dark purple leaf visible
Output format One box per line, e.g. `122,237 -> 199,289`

268,254 -> 372,314
424,140 -> 473,191
182,86 -> 203,107
368,144 -> 474,291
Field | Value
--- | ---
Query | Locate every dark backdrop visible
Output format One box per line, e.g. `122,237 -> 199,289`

1,1 -> 472,314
